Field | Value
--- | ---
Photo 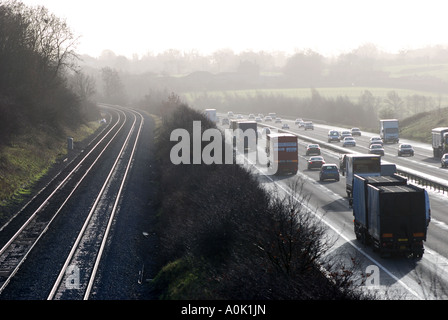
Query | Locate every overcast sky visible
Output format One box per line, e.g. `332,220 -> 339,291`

18,0 -> 448,58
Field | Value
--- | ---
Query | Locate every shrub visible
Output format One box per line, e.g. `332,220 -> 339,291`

151,104 -> 368,300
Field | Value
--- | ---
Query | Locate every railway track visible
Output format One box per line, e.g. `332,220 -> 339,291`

0,105 -> 144,299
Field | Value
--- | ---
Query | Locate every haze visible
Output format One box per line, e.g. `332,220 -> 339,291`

18,0 -> 448,58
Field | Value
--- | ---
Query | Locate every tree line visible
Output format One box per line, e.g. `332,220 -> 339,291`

83,44 -> 448,80
148,102 -> 371,299
0,0 -> 99,143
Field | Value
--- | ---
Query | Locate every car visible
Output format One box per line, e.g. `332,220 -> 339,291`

340,130 -> 352,140
255,116 -> 262,122
295,118 -> 303,125
308,156 -> 325,170
369,144 -> 385,156
237,114 -> 243,119
398,144 -> 414,157
248,114 -> 255,119
221,118 -> 229,125
275,117 -> 282,123
369,136 -> 383,146
351,128 -> 362,136
319,164 -> 340,181
304,121 -> 314,130
342,136 -> 356,147
281,123 -> 290,129
306,144 -> 321,155
442,153 -> 448,168
328,130 -> 340,142
227,111 -> 234,118
264,116 -> 272,122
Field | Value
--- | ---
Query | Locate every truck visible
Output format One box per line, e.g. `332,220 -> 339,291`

352,174 -> 428,258
266,133 -> 298,175
230,120 -> 258,151
344,154 -> 381,199
205,109 -> 217,122
380,119 -> 399,143
431,127 -> 448,158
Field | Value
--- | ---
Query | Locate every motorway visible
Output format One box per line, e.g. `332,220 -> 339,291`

219,114 -> 448,300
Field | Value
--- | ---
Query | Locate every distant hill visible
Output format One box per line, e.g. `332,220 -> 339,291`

400,107 -> 448,143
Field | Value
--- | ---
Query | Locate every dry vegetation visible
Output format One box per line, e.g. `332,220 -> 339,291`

149,104 -> 370,299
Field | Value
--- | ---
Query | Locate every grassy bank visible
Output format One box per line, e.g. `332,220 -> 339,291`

400,107 -> 448,143
0,121 -> 101,207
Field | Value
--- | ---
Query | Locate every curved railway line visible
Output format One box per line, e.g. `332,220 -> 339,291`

0,105 -> 144,299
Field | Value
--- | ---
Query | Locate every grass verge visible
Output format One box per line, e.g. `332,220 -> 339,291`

400,107 -> 448,143
0,121 -> 101,209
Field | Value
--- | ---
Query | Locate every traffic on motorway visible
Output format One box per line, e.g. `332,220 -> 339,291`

209,108 -> 448,299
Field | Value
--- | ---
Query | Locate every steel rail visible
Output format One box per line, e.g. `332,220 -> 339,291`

47,108 -> 144,300
0,107 -> 127,294
84,109 -> 144,299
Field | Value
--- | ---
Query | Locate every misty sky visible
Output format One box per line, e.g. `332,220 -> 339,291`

19,0 -> 448,58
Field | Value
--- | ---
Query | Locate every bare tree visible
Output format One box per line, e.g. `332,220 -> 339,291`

101,67 -> 126,104
70,71 -> 96,101
26,5 -> 79,76
383,90 -> 403,117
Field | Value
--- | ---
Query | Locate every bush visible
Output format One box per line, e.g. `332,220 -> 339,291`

151,104 -> 368,300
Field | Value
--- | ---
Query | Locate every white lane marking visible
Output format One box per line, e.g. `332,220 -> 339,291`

242,154 -> 423,300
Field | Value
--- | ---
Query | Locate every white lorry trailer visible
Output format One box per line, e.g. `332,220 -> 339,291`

380,119 -> 399,144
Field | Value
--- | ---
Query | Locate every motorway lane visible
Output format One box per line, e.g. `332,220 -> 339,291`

220,118 -> 448,299
273,117 -> 448,182
261,134 -> 448,299
260,118 -> 448,259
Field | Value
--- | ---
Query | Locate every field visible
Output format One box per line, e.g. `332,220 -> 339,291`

183,87 -> 448,106
382,63 -> 448,82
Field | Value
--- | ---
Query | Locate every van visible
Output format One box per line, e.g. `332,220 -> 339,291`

380,162 -> 397,176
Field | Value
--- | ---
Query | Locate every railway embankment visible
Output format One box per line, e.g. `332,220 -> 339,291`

0,118 -> 103,224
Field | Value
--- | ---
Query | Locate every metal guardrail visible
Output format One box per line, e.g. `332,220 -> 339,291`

396,166 -> 448,195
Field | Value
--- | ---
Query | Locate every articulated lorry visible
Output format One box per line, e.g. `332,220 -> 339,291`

230,120 -> 258,151
344,154 -> 381,199
431,127 -> 448,158
353,174 -> 428,258
204,108 -> 217,122
380,119 -> 399,143
266,133 -> 298,175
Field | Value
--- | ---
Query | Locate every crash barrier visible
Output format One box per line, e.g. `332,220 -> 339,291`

396,166 -> 448,195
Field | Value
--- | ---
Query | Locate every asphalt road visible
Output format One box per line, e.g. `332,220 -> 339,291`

219,115 -> 448,300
